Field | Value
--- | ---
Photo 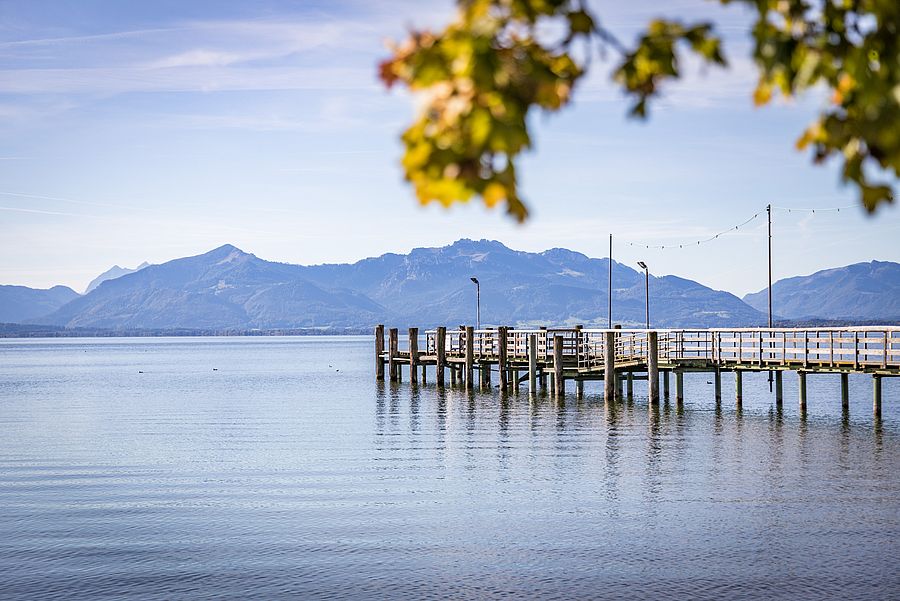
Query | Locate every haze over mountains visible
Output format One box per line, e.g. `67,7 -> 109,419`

1,240 -> 897,332
85,262 -> 149,294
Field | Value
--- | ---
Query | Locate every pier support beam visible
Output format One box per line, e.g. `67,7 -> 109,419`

375,324 -> 385,381
714,369 -> 722,403
675,371 -> 684,405
798,371 -> 807,413
436,327 -> 446,387
840,373 -> 849,410
576,379 -> 584,399
775,371 -> 783,406
498,327 -> 508,392
648,331 -> 659,404
408,328 -> 418,384
528,334 -> 538,395
663,371 -> 670,400
464,326 -> 474,390
450,365 -> 458,386
735,371 -> 743,408
388,328 -> 399,382
480,363 -> 490,389
553,335 -> 565,398
873,375 -> 882,418
604,331 -> 616,401
627,371 -> 634,401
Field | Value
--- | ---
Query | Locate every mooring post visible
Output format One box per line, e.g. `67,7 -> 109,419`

627,371 -> 634,400
388,328 -> 399,382
735,370 -> 743,408
840,373 -> 849,410
873,375 -> 882,418
481,363 -> 491,389
465,326 -> 474,390
648,331 -> 659,404
798,371 -> 807,413
675,371 -> 684,405
436,326 -> 446,387
450,365 -> 458,386
714,369 -> 722,403
408,327 -> 419,384
528,333 -> 538,394
663,371 -> 670,399
553,335 -> 565,398
498,326 -> 508,392
375,324 -> 385,381
604,331 -> 616,401
775,371 -> 783,406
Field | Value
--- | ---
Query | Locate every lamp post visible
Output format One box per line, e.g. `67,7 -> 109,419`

637,261 -> 649,329
470,277 -> 480,330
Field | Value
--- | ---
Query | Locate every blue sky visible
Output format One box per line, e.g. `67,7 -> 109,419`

1,0 -> 897,295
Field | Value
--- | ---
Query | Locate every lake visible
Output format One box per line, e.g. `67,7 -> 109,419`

1,336 -> 897,600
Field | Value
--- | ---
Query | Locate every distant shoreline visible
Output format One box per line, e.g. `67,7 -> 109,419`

2,319 -> 897,339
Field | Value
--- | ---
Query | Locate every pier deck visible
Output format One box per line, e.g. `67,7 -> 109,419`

375,325 -> 899,416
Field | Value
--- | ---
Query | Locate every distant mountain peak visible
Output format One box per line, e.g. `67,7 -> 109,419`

85,261 -> 151,294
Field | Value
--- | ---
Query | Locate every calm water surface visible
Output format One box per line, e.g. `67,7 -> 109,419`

1,336 -> 898,600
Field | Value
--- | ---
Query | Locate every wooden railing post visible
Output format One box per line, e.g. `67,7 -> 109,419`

528,333 -> 538,394
375,324 -> 385,381
498,326 -> 508,392
464,326 -> 474,390
408,328 -> 419,384
436,326 -> 446,387
553,335 -> 565,397
604,330 -> 616,401
388,328 -> 399,382
648,331 -> 659,404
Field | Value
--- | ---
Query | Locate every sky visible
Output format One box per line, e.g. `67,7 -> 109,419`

1,0 -> 898,296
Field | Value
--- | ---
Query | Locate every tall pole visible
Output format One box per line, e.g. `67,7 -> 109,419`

644,267 -> 650,329
608,233 -> 613,329
767,204 -> 773,390
476,282 -> 480,330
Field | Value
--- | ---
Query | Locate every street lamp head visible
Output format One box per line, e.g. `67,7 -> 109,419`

470,277 -> 479,284
637,261 -> 647,270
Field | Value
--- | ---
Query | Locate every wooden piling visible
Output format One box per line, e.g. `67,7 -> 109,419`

375,324 -> 385,381
675,371 -> 684,405
436,326 -> 446,387
841,373 -> 849,410
553,335 -> 565,397
798,371 -> 807,412
714,369 -> 722,402
873,375 -> 882,418
498,326 -> 508,391
627,371 -> 634,400
735,370 -> 743,407
663,371 -> 670,399
775,371 -> 783,406
528,333 -> 538,394
464,326 -> 474,390
408,327 -> 418,384
648,331 -> 659,404
604,331 -> 616,401
388,328 -> 398,382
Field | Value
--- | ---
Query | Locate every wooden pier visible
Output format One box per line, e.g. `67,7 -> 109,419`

375,325 -> 899,417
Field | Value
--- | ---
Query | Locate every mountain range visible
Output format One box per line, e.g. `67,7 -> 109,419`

85,262 -> 149,294
1,240 -> 897,331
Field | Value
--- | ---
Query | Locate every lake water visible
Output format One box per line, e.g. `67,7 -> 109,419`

1,336 -> 898,600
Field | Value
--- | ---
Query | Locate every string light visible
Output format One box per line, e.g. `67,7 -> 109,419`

624,203 -> 855,250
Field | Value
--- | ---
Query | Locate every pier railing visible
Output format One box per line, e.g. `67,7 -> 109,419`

423,326 -> 900,370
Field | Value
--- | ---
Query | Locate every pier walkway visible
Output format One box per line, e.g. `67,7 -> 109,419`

375,325 -> 899,416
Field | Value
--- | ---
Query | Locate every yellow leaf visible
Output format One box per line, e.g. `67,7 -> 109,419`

753,80 -> 772,106
483,182 -> 506,207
